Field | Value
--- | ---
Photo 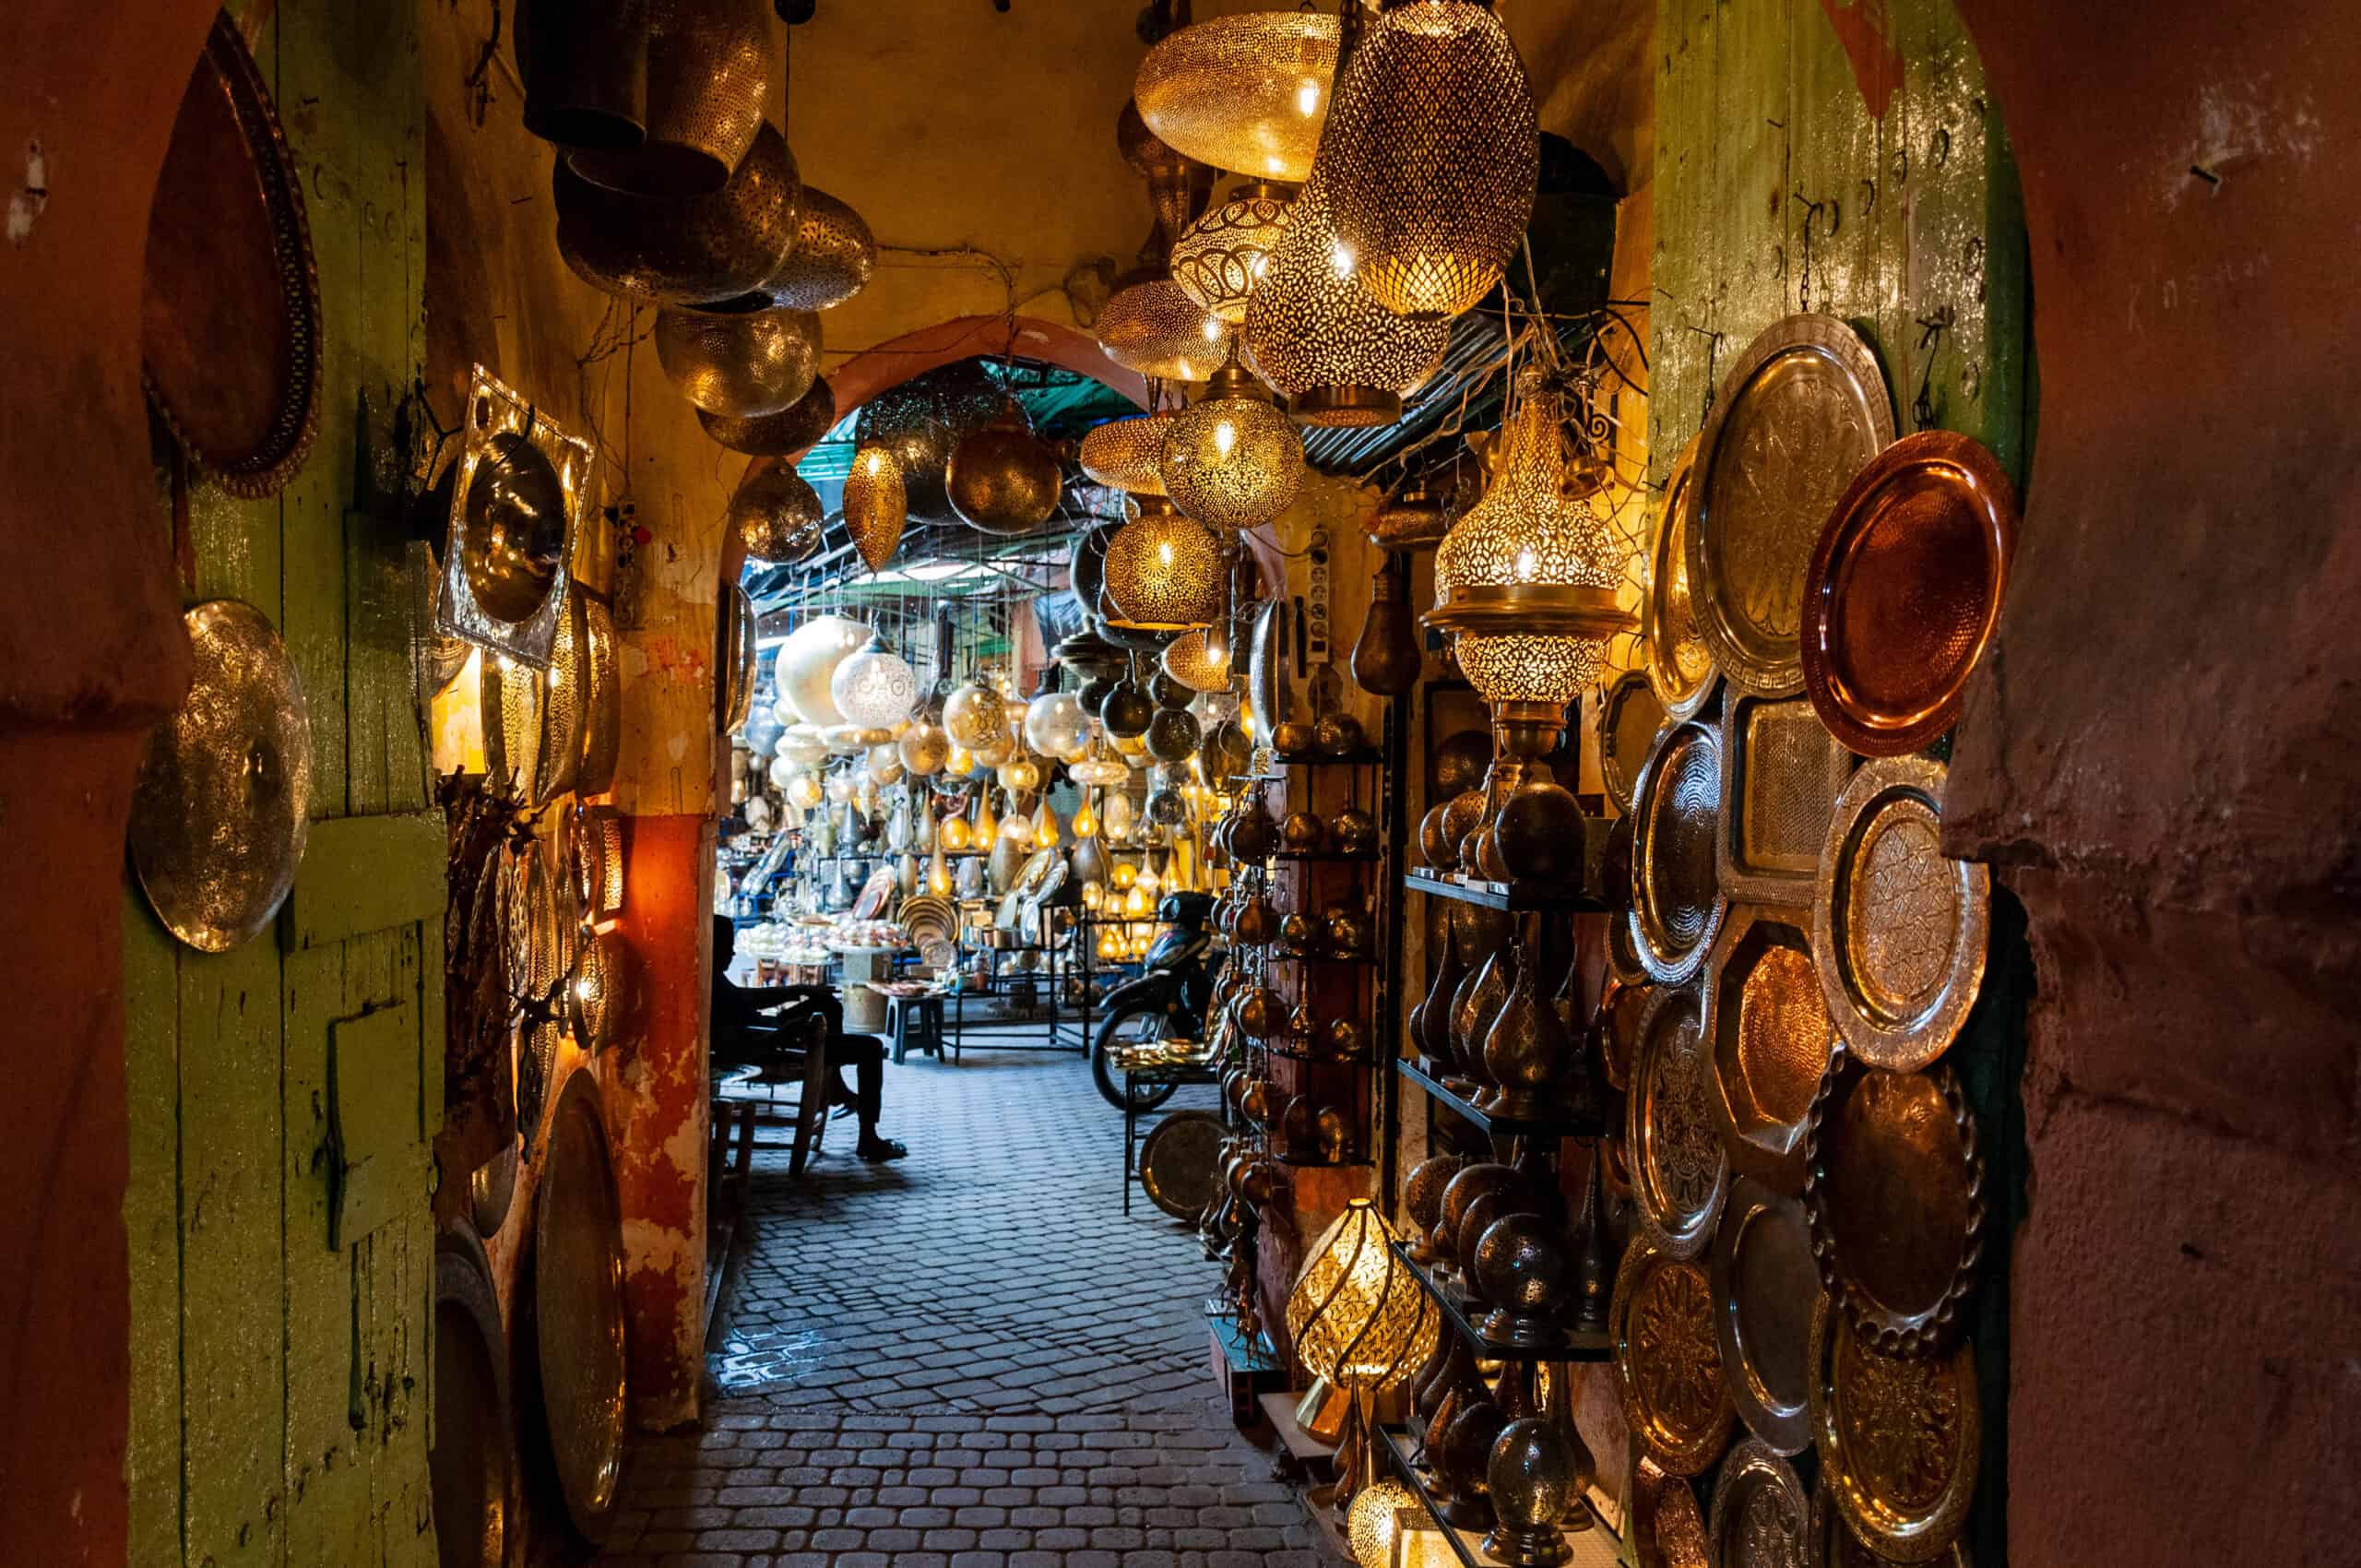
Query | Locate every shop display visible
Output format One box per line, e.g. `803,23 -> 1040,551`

1628,719 -> 1727,985
1808,1299 -> 1980,1563
1701,906 -> 1834,1193
1626,984 -> 1726,1259
1718,690 -> 1857,905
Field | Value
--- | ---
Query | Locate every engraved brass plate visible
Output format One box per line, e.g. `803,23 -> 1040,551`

1612,1235 -> 1737,1477
1709,1436 -> 1809,1568
1688,315 -> 1894,698
1629,720 -> 1727,985
1628,986 -> 1727,1260
1711,1179 -> 1818,1455
1703,908 -> 1835,1194
1814,1481 -> 1973,1567
1644,433 -> 1718,720
1139,1109 -> 1230,1220
1814,757 -> 1990,1074
1720,691 -> 1855,905
1809,1297 -> 1979,1564
1632,1458 -> 1711,1568
437,365 -> 593,669
1601,670 -> 1669,815
534,1069 -> 630,1542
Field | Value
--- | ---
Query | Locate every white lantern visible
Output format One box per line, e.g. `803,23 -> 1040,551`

778,724 -> 830,766
830,636 -> 921,729
775,614 -> 870,727
1025,691 -> 1092,761
767,754 -> 799,790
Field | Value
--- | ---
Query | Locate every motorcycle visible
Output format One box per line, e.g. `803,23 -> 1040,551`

1090,890 -> 1226,1111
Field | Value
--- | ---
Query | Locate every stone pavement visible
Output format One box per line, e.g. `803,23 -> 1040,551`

595,1028 -> 1335,1568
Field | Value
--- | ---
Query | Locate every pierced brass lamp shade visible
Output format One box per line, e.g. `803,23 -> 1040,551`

1241,181 -> 1447,426
1099,271 -> 1234,384
1170,183 -> 1296,325
697,374 -> 834,456
654,303 -> 821,417
1286,1198 -> 1440,1392
1161,626 -> 1232,694
1104,498 -> 1226,632
843,445 -> 906,570
853,359 -> 1004,525
948,405 -> 1062,537
1159,360 -> 1304,530
1135,10 -> 1341,183
730,458 -> 825,563
760,185 -> 876,311
1079,413 -> 1177,496
1322,0 -> 1540,323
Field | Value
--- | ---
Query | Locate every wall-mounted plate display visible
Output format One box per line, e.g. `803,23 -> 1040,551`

1631,1457 -> 1711,1568
1718,689 -> 1855,906
1611,1234 -> 1737,1477
1627,985 -> 1727,1260
1702,906 -> 1835,1194
1707,1437 -> 1809,1568
533,1069 -> 631,1543
1600,670 -> 1668,815
1629,719 -> 1726,985
1809,1296 -> 1980,1563
1710,1178 -> 1818,1454
1643,434 -> 1718,721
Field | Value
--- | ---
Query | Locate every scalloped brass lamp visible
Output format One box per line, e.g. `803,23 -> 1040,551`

1171,182 -> 1297,325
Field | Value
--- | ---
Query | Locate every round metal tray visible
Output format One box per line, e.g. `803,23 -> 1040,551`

533,1069 -> 630,1543
1629,720 -> 1728,985
1611,1234 -> 1737,1477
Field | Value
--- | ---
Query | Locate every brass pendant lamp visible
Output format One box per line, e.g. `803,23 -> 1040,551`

1158,350 -> 1305,530
1169,181 -> 1297,325
1100,101 -> 1230,382
1103,497 -> 1227,632
1079,410 -> 1179,496
730,458 -> 825,563
1134,7 -> 1341,183
842,444 -> 906,570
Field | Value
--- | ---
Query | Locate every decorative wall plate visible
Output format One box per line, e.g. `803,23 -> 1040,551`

1596,976 -> 1654,1093
1719,690 -> 1855,905
1626,985 -> 1728,1260
1710,1179 -> 1819,1454
1644,434 -> 1719,720
576,597 -> 623,794
1139,1109 -> 1230,1220
1600,670 -> 1668,815
1801,431 -> 2017,756
851,866 -> 897,922
129,600 -> 314,953
1702,907 -> 1835,1194
1688,315 -> 1894,698
437,366 -> 594,669
1809,1297 -> 1980,1563
1708,1436 -> 1809,1568
1814,1481 -> 1974,1567
431,1228 -> 512,1568
1628,720 -> 1727,985
1813,757 -> 1990,1074
533,1069 -> 630,1543
1631,1458 -> 1712,1568
899,895 -> 957,953
1803,1051 -> 1986,1356
535,590 -> 590,804
1611,1235 -> 1738,1477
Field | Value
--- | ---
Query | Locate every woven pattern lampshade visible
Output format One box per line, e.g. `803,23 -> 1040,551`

1099,271 -> 1235,384
1286,1199 -> 1441,1392
1170,183 -> 1296,325
1322,0 -> 1539,323
1159,361 -> 1304,529
843,445 -> 907,571
730,459 -> 825,563
1453,632 -> 1604,707
1079,413 -> 1176,496
1104,498 -> 1225,631
1134,10 -> 1340,183
1241,182 -> 1448,426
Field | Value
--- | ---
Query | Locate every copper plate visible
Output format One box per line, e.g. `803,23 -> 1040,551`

534,1069 -> 630,1542
1809,1297 -> 1979,1563
1803,1051 -> 1986,1356
1814,758 -> 1989,1074
1802,432 -> 2017,757
1703,907 -> 1835,1194
1710,1180 -> 1818,1454
1628,720 -> 1726,985
1611,1235 -> 1737,1477
1632,1458 -> 1711,1568
1139,1110 -> 1230,1221
1814,1481 -> 1973,1568
129,600 -> 315,953
1644,434 -> 1718,720
1710,1436 -> 1810,1568
1627,985 -> 1727,1260
1600,671 -> 1668,815
141,14 -> 322,498
432,1228 -> 512,1568
1688,315 -> 1894,698
1719,690 -> 1854,905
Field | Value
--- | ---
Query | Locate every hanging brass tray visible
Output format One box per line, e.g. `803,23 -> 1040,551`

1599,670 -> 1668,815
1708,1436 -> 1809,1568
1139,1109 -> 1231,1221
1702,906 -> 1835,1194
577,597 -> 623,795
1815,1480 -> 1973,1567
533,1069 -> 630,1543
1801,431 -> 2017,757
1643,434 -> 1718,721
141,13 -> 322,498
1627,984 -> 1726,1259
1710,1178 -> 1818,1455
1611,1234 -> 1737,1478
1631,1458 -> 1711,1568
1813,757 -> 1990,1074
129,600 -> 315,953
1803,1051 -> 1986,1356
1687,315 -> 1894,699
1808,1296 -> 1979,1564
1628,719 -> 1727,985
1719,690 -> 1855,906
437,366 -> 594,669
432,1227 -> 513,1568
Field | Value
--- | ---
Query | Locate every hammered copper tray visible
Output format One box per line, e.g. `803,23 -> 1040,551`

1631,1458 -> 1711,1568
142,13 -> 321,498
1703,906 -> 1835,1194
1688,315 -> 1894,699
1804,1053 -> 1986,1356
1628,985 -> 1727,1259
1600,670 -> 1669,815
1628,720 -> 1727,985
534,1069 -> 630,1543
1814,757 -> 1990,1074
1611,1235 -> 1737,1477
1809,1297 -> 1979,1563
1802,431 -> 2017,757
1644,434 -> 1719,721
1709,1436 -> 1809,1568
1710,1179 -> 1818,1455
432,1229 -> 511,1568
1139,1110 -> 1230,1221
1720,691 -> 1855,905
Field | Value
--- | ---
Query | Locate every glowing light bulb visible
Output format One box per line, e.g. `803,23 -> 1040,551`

1034,798 -> 1060,848
1083,880 -> 1105,911
1074,791 -> 1100,839
1213,420 -> 1238,459
1297,79 -> 1322,117
1201,315 -> 1224,342
1331,238 -> 1356,279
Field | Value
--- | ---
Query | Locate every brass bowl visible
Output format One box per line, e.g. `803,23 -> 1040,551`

1280,811 -> 1325,853
1271,719 -> 1317,757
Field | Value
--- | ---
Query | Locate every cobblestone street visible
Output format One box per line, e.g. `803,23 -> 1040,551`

596,1031 -> 1331,1568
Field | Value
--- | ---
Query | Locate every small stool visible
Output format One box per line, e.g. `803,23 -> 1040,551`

889,992 -> 946,1063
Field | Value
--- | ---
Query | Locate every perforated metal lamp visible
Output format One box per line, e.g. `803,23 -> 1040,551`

1103,497 -> 1226,631
1133,8 -> 1340,183
1170,181 -> 1297,325
842,444 -> 907,571
1158,355 -> 1304,530
1099,265 -> 1235,384
1286,1198 -> 1442,1511
1079,412 -> 1178,496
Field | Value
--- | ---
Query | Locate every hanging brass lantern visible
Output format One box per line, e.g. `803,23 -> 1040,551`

563,0 -> 771,197
1134,10 -> 1341,183
1080,412 -> 1178,496
1320,0 -> 1539,324
948,403 -> 1062,537
1367,474 -> 1453,549
758,185 -> 876,311
1241,180 -> 1448,427
697,375 -> 835,456
1170,182 -> 1297,325
1104,497 -> 1226,631
730,459 -> 825,563
853,359 -> 1003,525
1099,248 -> 1235,384
843,444 -> 907,571
654,304 -> 821,418
1161,626 -> 1232,694
1159,355 -> 1304,531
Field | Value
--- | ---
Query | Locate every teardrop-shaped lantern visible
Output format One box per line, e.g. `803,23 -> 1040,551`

1349,552 -> 1422,696
1241,178 -> 1448,426
843,444 -> 906,570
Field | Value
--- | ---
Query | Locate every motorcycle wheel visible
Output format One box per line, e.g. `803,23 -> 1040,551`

1092,997 -> 1185,1112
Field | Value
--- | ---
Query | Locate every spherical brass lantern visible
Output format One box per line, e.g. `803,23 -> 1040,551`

854,360 -> 1003,525
842,444 -> 906,571
1322,0 -> 1540,324
654,304 -> 822,418
760,185 -> 876,311
1160,359 -> 1304,530
1135,10 -> 1341,183
1079,413 -> 1176,496
1170,183 -> 1296,325
1099,267 -> 1235,384
948,404 -> 1062,537
1161,626 -> 1232,694
730,459 -> 825,564
1104,498 -> 1226,632
697,375 -> 835,457
1242,180 -> 1449,426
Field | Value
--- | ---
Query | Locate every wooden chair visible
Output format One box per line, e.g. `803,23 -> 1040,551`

713,1008 -> 833,1179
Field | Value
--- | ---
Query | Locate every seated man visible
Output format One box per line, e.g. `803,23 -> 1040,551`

712,916 -> 906,1162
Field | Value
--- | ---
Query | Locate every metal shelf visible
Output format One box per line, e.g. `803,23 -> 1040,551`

1391,1240 -> 1611,1364
1394,1058 -> 1606,1141
1404,870 -> 1611,913
1374,1425 -> 1621,1568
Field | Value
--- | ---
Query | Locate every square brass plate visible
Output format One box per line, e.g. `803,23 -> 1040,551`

1718,692 -> 1855,905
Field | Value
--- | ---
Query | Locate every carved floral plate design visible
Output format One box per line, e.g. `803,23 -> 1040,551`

1808,1297 -> 1979,1563
1612,1235 -> 1738,1477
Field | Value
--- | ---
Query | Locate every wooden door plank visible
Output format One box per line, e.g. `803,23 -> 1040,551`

123,889 -> 187,1567
285,810 -> 447,950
